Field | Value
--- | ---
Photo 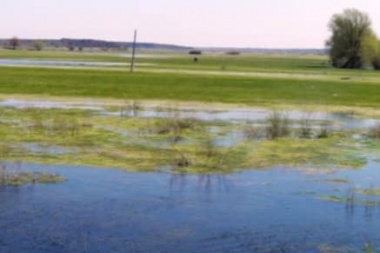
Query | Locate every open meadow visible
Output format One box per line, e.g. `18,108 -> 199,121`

1,49 -> 380,110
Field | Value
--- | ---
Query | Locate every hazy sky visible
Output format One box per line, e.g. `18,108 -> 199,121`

1,0 -> 380,48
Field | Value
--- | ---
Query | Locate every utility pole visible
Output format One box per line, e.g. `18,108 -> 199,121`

130,29 -> 137,72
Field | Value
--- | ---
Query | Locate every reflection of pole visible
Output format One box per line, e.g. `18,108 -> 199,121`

130,29 -> 137,72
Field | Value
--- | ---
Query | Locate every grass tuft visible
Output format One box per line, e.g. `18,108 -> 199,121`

265,111 -> 290,139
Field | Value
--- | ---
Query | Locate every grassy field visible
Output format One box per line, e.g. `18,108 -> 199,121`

1,49 -> 380,109
1,65 -> 380,108
2,49 -> 380,76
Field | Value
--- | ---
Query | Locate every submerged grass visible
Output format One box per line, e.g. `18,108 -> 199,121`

0,162 -> 65,185
244,137 -> 367,169
0,106 -> 378,173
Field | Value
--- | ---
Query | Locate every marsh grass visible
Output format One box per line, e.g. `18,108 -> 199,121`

299,116 -> 313,138
368,123 -> 380,139
321,182 -> 380,208
365,242 -> 380,253
0,104 -> 376,174
265,111 -> 290,139
242,124 -> 263,141
0,161 -> 65,185
150,112 -> 203,142
317,121 -> 330,138
120,100 -> 142,117
172,151 -> 192,168
171,137 -> 238,173
26,108 -> 93,137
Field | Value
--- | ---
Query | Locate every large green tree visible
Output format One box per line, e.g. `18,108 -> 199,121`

373,41 -> 380,70
327,9 -> 377,69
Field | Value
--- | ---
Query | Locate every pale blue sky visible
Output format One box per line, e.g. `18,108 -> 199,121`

1,0 -> 380,48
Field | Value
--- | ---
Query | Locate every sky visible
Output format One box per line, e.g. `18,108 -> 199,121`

1,0 -> 380,48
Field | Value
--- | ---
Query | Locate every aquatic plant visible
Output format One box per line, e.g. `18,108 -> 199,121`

265,111 -> 290,139
242,124 -> 262,140
320,182 -> 380,208
317,121 -> 330,138
151,112 -> 203,142
364,242 -> 380,253
0,162 -> 65,185
172,151 -> 192,168
299,116 -> 312,138
120,100 -> 142,117
368,123 -> 380,139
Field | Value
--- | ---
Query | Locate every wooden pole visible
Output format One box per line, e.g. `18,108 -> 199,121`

130,29 -> 137,72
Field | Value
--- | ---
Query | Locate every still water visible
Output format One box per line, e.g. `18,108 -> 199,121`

1,162 -> 380,253
0,59 -> 126,68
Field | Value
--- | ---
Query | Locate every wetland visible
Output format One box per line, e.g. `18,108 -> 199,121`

1,98 -> 380,252
1,51 -> 380,252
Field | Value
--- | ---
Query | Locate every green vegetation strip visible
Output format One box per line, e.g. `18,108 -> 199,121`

0,171 -> 65,186
1,66 -> 380,108
0,107 -> 378,174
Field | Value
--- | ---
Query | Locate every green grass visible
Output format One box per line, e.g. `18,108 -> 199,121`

1,66 -> 380,108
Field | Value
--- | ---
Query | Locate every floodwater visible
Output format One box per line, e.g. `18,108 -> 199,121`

1,162 -> 380,253
1,100 -> 380,252
0,59 -> 127,68
1,99 -> 379,131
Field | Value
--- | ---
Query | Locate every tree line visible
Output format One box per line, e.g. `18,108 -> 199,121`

327,9 -> 380,70
1,38 -> 127,51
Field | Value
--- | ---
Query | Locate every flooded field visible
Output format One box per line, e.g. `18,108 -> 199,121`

1,99 -> 380,252
0,59 -> 128,68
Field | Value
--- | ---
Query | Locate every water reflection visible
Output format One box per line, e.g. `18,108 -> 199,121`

0,59 -> 126,67
169,174 -> 232,194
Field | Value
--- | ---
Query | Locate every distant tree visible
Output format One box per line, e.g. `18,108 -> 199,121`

373,41 -> 380,70
33,40 -> 44,51
189,50 -> 202,55
68,45 -> 75,51
326,9 -> 376,69
9,36 -> 20,50
226,51 -> 240,55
